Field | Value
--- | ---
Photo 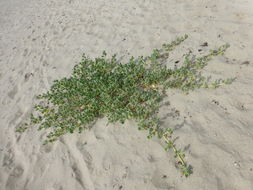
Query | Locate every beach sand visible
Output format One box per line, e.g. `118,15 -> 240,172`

1,0 -> 253,189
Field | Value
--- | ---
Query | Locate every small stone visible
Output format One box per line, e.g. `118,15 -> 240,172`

233,161 -> 240,168
200,42 -> 208,47
241,61 -> 250,65
24,73 -> 33,81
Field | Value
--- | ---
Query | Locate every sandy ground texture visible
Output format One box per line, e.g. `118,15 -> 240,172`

1,0 -> 253,189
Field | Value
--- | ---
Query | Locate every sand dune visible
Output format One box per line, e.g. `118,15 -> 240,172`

1,0 -> 253,189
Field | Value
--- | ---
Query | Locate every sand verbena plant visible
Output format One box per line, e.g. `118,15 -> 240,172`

17,35 -> 234,177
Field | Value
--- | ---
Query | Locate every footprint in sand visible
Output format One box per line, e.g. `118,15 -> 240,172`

76,142 -> 93,172
7,85 -> 18,100
71,163 -> 85,189
2,149 -> 15,170
5,164 -> 24,190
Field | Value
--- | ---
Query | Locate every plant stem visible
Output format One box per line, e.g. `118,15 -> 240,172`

163,132 -> 187,172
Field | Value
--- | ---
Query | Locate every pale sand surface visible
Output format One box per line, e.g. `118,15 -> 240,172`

1,0 -> 253,189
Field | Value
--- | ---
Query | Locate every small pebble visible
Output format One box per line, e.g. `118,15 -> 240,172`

233,161 -> 240,168
241,61 -> 250,65
200,42 -> 208,47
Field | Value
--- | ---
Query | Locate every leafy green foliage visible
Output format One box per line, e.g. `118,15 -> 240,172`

17,35 -> 234,177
